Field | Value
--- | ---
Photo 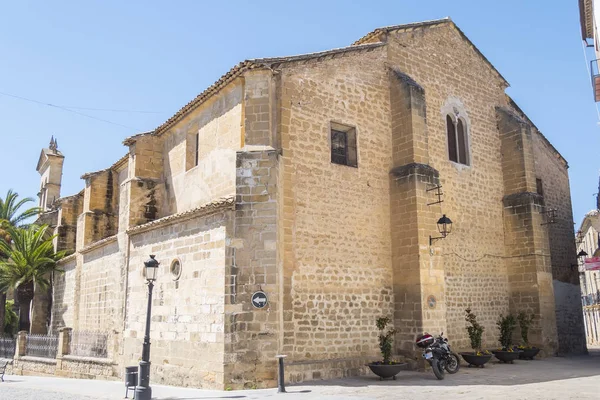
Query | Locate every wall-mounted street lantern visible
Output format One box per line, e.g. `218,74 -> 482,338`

574,250 -> 589,273
430,214 -> 453,246
136,255 -> 159,400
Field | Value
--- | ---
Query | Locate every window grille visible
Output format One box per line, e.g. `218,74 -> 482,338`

330,123 -> 357,167
25,334 -> 58,359
331,130 -> 347,165
0,337 -> 16,359
69,330 -> 109,359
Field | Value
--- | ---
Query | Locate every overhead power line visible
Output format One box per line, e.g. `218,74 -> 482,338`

0,90 -> 163,131
58,106 -> 163,114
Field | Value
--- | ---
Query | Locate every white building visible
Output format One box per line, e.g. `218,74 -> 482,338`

576,206 -> 600,344
580,0 -> 600,101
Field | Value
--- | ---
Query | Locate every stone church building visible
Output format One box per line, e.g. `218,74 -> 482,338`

35,18 -> 585,389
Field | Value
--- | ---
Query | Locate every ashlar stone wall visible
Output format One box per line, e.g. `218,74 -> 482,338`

530,120 -> 586,354
77,239 -> 123,332
163,81 -> 242,215
224,149 -> 279,389
384,23 -> 534,352
277,46 -> 396,372
122,208 -> 232,389
51,256 -> 77,332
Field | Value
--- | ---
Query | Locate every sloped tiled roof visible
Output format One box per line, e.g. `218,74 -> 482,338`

149,42 -> 385,140
132,17 -> 509,146
250,42 -> 385,65
151,62 -> 259,138
353,17 -> 509,86
127,196 -> 235,235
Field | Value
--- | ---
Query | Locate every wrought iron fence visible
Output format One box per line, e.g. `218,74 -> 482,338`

25,334 -> 58,359
69,330 -> 109,359
0,337 -> 16,359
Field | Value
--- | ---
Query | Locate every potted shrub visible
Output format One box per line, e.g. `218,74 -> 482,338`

492,313 -> 520,363
460,309 -> 493,368
367,317 -> 406,380
517,311 -> 540,360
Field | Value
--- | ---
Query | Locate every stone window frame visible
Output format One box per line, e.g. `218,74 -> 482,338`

329,121 -> 358,168
170,258 -> 183,281
536,178 -> 544,197
441,98 -> 471,167
185,132 -> 200,171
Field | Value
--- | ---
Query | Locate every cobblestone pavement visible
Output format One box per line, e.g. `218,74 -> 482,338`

1,349 -> 599,400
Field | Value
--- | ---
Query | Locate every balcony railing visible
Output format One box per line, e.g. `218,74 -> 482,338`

590,60 -> 600,102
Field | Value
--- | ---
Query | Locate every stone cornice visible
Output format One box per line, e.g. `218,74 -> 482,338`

79,234 -> 118,255
390,162 -> 439,182
57,253 -> 77,265
502,191 -> 544,208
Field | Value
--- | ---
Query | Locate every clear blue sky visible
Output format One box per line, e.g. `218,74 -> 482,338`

1,1 -> 598,226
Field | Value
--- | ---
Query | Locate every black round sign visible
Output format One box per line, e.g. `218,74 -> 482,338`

251,291 -> 268,309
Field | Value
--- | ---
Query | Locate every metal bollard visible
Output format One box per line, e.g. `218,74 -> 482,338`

275,355 -> 287,393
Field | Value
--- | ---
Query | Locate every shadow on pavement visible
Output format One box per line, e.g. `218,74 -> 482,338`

292,353 -> 600,388
159,397 -> 247,400
0,378 -> 23,384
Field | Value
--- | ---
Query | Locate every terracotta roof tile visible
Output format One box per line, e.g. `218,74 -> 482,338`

123,131 -> 154,146
352,17 -> 451,45
127,196 -> 235,235
250,42 -> 385,65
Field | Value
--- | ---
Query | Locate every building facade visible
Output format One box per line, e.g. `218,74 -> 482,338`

34,18 -> 585,389
576,206 -> 600,345
580,0 -> 600,101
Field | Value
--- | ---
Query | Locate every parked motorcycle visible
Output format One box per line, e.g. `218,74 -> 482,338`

416,332 -> 460,380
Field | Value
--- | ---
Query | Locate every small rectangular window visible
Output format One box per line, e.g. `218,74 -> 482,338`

330,122 -> 357,167
185,132 -> 199,171
195,133 -> 199,167
536,178 -> 544,196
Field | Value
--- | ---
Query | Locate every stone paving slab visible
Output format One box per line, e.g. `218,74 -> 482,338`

0,352 -> 599,400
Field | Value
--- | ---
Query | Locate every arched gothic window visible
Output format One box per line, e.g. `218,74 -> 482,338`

446,115 -> 469,165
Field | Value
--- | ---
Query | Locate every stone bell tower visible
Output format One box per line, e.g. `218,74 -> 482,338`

35,136 -> 64,211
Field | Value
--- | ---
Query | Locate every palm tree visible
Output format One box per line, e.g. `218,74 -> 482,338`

0,190 -> 40,228
0,224 -> 63,334
0,190 -> 41,336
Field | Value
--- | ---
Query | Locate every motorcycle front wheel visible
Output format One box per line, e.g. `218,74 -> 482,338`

445,352 -> 461,374
431,358 -> 445,380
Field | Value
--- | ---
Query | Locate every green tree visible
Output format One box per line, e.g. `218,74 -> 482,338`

0,224 -> 64,334
376,316 -> 397,364
4,300 -> 18,336
0,190 -> 41,336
